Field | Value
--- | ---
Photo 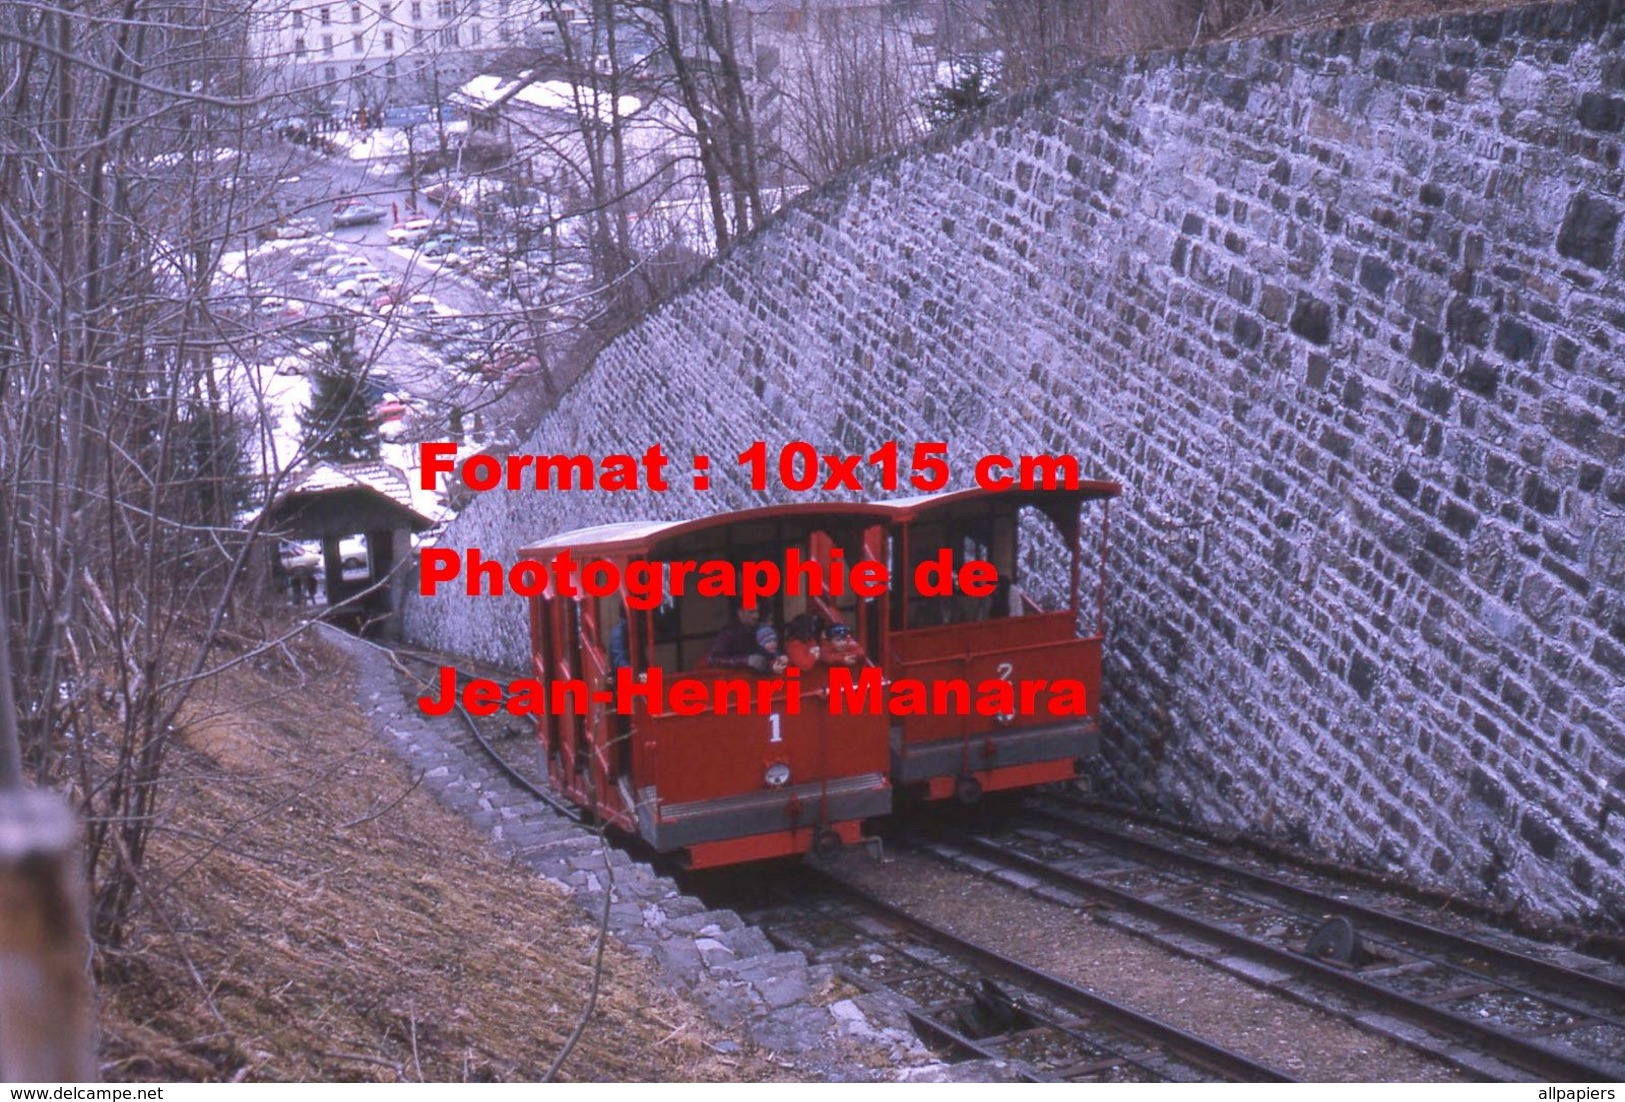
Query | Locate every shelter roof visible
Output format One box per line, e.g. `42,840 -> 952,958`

262,461 -> 436,535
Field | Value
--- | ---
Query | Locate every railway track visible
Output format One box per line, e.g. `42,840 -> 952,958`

1025,806 -> 1625,1007
906,809 -> 1625,1083
379,642 -> 582,818
720,869 -> 1295,1082
367,640 -> 1297,1081
358,639 -> 1619,1081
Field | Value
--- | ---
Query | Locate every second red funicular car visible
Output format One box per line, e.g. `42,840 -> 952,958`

872,484 -> 1120,803
522,504 -> 895,868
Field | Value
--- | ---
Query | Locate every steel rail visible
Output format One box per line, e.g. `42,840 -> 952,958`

803,869 -> 1295,1083
902,1010 -> 1050,1082
1027,807 -> 1625,1014
950,833 -> 1623,1083
752,891 -> 1153,1082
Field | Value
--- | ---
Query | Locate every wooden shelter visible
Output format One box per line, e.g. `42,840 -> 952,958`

260,462 -> 435,634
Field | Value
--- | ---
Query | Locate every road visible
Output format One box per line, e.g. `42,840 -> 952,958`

255,141 -> 536,461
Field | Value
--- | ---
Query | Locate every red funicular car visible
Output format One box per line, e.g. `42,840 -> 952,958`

522,504 -> 896,868
872,484 -> 1120,802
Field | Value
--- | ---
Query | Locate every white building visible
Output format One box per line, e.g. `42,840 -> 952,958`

256,0 -> 590,115
453,72 -> 687,208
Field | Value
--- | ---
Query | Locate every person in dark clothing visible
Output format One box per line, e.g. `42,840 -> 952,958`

608,614 -> 632,672
708,603 -> 788,674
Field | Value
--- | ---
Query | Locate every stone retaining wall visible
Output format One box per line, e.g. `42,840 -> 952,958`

406,1 -> 1625,929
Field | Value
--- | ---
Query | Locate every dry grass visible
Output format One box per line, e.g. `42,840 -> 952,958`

96,631 -> 781,1082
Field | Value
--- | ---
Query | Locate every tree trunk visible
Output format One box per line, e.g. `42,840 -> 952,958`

0,789 -> 96,1081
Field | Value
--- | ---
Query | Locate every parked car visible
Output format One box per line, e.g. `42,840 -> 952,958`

317,279 -> 360,299
332,203 -> 387,228
279,540 -> 320,573
421,234 -> 461,258
479,345 -> 542,379
423,181 -> 458,205
263,217 -> 318,241
372,394 -> 411,424
339,535 -> 369,582
386,217 -> 435,244
258,296 -> 309,321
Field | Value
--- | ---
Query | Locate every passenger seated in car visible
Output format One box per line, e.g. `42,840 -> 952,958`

783,613 -> 866,670
756,621 -> 784,665
820,622 -> 865,667
707,602 -> 789,674
784,613 -> 825,671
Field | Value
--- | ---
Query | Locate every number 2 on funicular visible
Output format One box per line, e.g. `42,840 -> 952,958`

996,662 -> 1015,724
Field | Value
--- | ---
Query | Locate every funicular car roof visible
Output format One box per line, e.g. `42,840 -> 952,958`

868,481 -> 1121,517
520,500 -> 900,559
519,483 -> 1122,560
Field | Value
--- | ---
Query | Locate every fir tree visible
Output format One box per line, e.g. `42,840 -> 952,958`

299,324 -> 379,464
179,403 -> 253,524
923,60 -> 996,128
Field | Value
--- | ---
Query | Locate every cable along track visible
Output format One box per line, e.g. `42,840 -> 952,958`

914,811 -> 1625,1083
361,641 -> 1620,1081
381,643 -> 585,823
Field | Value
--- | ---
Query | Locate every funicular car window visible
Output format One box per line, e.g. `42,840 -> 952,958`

649,530 -> 778,673
648,517 -> 872,672
893,498 -> 1082,628
1007,503 -> 1071,616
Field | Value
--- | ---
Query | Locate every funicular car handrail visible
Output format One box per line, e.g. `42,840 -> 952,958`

890,624 -> 1106,663
864,481 -> 1122,520
865,482 -> 1121,641
891,606 -> 1088,637
521,500 -> 904,559
868,483 -> 1118,799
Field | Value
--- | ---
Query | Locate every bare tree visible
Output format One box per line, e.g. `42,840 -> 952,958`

639,0 -> 764,247
777,5 -> 927,186
0,0 -> 301,948
986,0 -> 1281,91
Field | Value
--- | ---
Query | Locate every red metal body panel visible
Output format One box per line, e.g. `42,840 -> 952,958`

518,482 -> 1121,858
685,819 -> 865,870
530,593 -> 638,833
634,671 -> 888,806
876,487 -> 1117,799
887,613 -> 1102,744
523,507 -> 895,866
924,758 -> 1081,801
